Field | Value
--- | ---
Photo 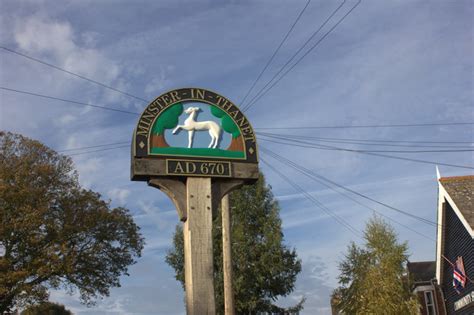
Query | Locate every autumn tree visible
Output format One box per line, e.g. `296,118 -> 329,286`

166,174 -> 303,314
0,132 -> 145,313
21,302 -> 72,315
334,216 -> 419,314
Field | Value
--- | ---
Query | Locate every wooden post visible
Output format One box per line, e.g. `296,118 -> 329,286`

221,194 -> 235,315
183,177 -> 216,315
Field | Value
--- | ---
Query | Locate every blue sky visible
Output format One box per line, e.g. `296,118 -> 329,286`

1,0 -> 473,314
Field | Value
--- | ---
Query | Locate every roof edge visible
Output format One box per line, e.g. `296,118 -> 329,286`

438,182 -> 474,238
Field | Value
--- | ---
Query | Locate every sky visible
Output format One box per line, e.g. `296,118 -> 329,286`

1,0 -> 473,314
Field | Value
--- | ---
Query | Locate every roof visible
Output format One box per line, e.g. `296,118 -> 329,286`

439,175 -> 474,229
407,261 -> 436,283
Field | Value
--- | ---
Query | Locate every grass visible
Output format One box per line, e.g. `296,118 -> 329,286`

150,147 -> 245,159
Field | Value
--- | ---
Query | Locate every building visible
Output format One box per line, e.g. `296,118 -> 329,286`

407,261 -> 446,315
328,174 -> 473,314
435,175 -> 474,314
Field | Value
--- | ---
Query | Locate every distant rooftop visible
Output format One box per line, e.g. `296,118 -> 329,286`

440,175 -> 474,229
407,261 -> 436,283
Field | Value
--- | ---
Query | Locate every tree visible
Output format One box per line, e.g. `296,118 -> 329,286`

150,103 -> 183,147
0,132 -> 145,313
334,216 -> 419,314
165,174 -> 303,314
210,106 -> 244,151
21,302 -> 72,315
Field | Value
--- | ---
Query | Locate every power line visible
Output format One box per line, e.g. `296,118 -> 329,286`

0,86 -> 140,115
243,0 -> 361,112
258,135 -> 474,170
241,0 -> 350,112
260,146 -> 440,227
57,135 -> 472,154
261,157 -> 362,238
57,141 -> 129,152
50,131 -> 472,170
240,0 -> 311,107
261,149 -> 435,241
259,133 -> 474,149
255,122 -> 474,129
257,131 -> 474,146
3,86 -> 472,134
262,146 -> 439,228
1,46 -> 149,103
53,135 -> 439,234
258,134 -> 474,152
67,145 -> 129,156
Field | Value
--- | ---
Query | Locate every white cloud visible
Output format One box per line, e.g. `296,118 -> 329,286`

14,14 -> 76,59
137,200 -> 176,231
75,157 -> 103,188
144,71 -> 167,97
107,188 -> 131,205
11,14 -> 124,105
56,114 -> 77,126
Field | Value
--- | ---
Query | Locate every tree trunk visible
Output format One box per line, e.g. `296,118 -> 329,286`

226,135 -> 244,152
151,134 -> 169,148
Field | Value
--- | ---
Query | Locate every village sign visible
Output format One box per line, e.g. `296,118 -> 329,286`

131,88 -> 259,315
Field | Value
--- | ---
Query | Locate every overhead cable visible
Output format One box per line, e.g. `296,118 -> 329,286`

0,46 -> 149,103
261,149 -> 435,241
0,86 -> 140,115
258,134 -> 474,170
260,146 -> 440,227
240,0 -> 311,106
243,0 -> 361,112
254,122 -> 474,129
261,157 -> 363,238
258,132 -> 474,147
241,0 -> 350,111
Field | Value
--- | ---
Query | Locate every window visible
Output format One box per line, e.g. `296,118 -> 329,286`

424,291 -> 436,315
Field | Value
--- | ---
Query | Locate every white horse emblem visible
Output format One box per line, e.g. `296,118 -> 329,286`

172,107 -> 221,149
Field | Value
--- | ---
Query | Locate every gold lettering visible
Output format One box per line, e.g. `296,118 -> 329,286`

215,96 -> 225,105
235,116 -> 247,126
170,91 -> 181,103
147,104 -> 159,113
141,111 -> 156,123
229,110 -> 239,118
244,135 -> 256,142
240,125 -> 256,143
136,127 -> 148,136
136,117 -> 153,135
161,95 -> 171,105
240,125 -> 252,135
191,89 -> 205,100
215,96 -> 234,111
185,162 -> 196,173
174,162 -> 184,173
222,102 -> 233,111
215,96 -> 226,106
151,98 -> 166,110
225,103 -> 235,111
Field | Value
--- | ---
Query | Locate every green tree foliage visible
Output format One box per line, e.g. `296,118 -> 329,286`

0,132 -> 145,313
21,302 -> 72,315
151,103 -> 184,135
210,106 -> 240,138
334,216 -> 419,314
165,174 -> 302,314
